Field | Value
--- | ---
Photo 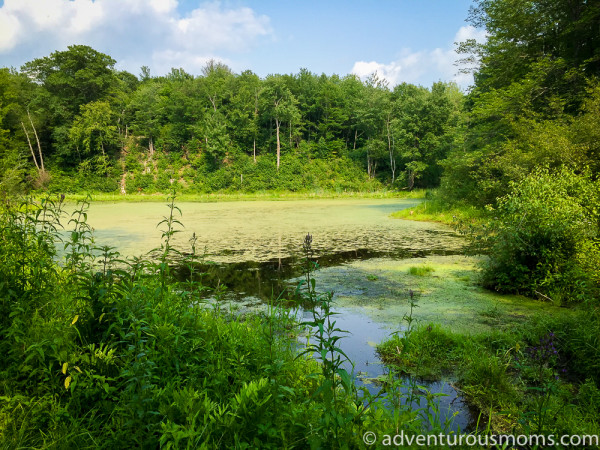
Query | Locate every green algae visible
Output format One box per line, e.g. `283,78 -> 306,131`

309,254 -> 568,335
73,198 -> 467,260
72,197 -> 565,335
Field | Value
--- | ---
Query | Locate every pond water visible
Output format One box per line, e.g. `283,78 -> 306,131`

80,198 -> 474,431
82,198 -> 464,261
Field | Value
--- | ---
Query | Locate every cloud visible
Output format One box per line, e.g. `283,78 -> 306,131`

0,0 -> 272,75
351,26 -> 487,90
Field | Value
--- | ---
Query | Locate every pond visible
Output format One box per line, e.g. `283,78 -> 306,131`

82,198 -> 464,261
81,198 -> 475,430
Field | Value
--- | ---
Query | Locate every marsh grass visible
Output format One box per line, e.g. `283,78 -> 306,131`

408,265 -> 435,276
378,311 -> 600,437
391,194 -> 483,226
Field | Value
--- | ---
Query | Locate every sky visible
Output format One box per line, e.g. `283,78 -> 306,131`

0,0 -> 487,90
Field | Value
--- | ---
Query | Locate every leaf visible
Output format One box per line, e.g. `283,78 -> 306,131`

71,315 -> 79,325
65,375 -> 72,390
62,362 -> 68,374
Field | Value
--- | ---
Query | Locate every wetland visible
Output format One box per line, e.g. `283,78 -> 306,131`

80,197 -> 566,431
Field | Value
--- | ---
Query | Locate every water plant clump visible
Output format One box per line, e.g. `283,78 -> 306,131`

407,265 -> 435,276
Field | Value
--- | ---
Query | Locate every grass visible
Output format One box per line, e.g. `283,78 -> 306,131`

378,310 -> 600,438
48,188 -> 427,204
391,194 -> 483,226
407,265 -> 435,276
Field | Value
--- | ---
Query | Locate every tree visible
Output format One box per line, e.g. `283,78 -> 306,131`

442,0 -> 600,205
230,70 -> 262,162
69,101 -> 118,161
261,75 -> 300,170
0,69 -> 26,192
127,81 -> 164,156
355,73 -> 389,179
22,45 -> 119,118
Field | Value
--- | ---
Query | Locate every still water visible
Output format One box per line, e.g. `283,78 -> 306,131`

83,198 -> 464,261
81,198 -> 472,430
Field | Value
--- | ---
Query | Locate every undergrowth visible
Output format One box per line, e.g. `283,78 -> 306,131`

378,312 -> 600,439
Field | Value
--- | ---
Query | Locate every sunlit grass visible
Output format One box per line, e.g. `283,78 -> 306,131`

53,188 -> 427,203
391,193 -> 483,226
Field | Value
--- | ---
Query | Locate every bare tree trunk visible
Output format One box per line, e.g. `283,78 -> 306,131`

208,95 -> 217,112
386,117 -> 395,184
21,121 -> 40,171
275,118 -> 281,171
254,89 -> 259,163
390,135 -> 396,184
149,137 -> 155,156
28,110 -> 44,172
366,139 -> 371,178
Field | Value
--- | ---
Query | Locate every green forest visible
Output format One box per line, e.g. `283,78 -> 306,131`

1,0 -> 600,448
0,49 -> 463,194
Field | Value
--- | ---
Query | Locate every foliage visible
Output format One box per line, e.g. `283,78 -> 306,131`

442,0 -> 600,207
378,308 -> 600,437
480,167 -> 599,303
0,47 -> 464,195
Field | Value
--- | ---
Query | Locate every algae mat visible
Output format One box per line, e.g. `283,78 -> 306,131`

78,198 -> 464,261
310,254 -> 567,335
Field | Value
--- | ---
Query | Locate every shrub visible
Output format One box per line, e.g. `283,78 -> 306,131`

481,167 -> 600,304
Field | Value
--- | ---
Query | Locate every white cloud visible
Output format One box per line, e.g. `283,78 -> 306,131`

351,25 -> 487,90
0,0 -> 272,75
455,25 -> 488,44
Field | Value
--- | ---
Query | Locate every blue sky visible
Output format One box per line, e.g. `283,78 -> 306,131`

0,0 -> 486,89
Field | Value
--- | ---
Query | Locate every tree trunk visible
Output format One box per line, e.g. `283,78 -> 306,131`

28,110 -> 44,172
386,117 -> 395,184
407,169 -> 415,190
253,138 -> 256,163
21,121 -> 40,171
390,135 -> 396,184
275,118 -> 281,171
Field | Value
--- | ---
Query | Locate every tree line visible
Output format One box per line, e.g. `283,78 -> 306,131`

0,48 -> 463,194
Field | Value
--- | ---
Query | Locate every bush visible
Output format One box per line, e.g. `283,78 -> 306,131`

481,167 -> 600,304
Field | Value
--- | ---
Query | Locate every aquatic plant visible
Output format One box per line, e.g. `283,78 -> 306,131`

407,265 -> 435,276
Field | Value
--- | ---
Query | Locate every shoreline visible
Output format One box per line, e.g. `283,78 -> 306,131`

41,189 -> 427,204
